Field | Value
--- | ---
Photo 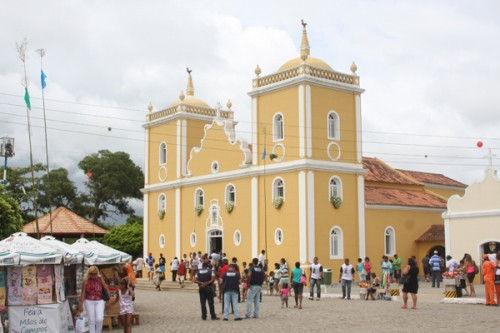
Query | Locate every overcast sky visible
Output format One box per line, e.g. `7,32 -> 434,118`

2,0 -> 500,222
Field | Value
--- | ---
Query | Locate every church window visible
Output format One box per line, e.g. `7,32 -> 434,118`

225,184 -> 235,204
330,226 -> 343,259
234,230 -> 241,246
273,113 -> 284,141
190,232 -> 197,247
327,111 -> 340,140
385,227 -> 396,256
329,176 -> 342,199
211,161 -> 219,173
159,142 -> 167,164
273,178 -> 285,201
195,188 -> 204,207
274,228 -> 283,245
158,193 -> 166,219
159,234 -> 165,248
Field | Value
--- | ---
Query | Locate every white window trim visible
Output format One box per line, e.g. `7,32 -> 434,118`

225,183 -> 236,205
272,177 -> 285,201
327,111 -> 340,140
159,142 -> 167,165
273,112 -> 284,142
159,234 -> 165,248
329,226 -> 344,259
328,176 -> 343,200
190,232 -> 197,247
194,188 -> 204,208
234,230 -> 241,246
384,226 -> 396,256
274,228 -> 284,245
158,193 -> 166,212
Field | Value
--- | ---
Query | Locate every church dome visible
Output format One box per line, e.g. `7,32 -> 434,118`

279,56 -> 332,71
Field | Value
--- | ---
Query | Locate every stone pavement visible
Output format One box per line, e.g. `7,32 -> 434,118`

125,281 -> 498,333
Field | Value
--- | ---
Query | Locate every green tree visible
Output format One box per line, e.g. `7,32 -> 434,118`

101,223 -> 143,258
78,150 -> 143,223
126,215 -> 143,225
0,185 -> 24,238
38,167 -> 77,210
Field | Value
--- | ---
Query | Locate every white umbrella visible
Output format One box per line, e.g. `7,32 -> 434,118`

0,232 -> 62,265
70,238 -> 123,265
89,240 -> 132,263
40,236 -> 83,264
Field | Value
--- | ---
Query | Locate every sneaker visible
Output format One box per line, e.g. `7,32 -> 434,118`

211,317 -> 220,320
235,318 -> 243,321
309,297 -> 314,300
223,318 -> 228,321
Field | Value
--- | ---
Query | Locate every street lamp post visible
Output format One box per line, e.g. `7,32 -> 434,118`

1,137 -> 15,185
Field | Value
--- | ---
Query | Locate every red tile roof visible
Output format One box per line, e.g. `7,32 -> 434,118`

365,186 -> 447,209
362,157 -> 419,185
397,169 -> 466,188
415,224 -> 444,242
24,207 -> 109,237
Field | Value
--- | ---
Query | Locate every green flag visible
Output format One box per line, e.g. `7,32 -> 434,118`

24,87 -> 31,110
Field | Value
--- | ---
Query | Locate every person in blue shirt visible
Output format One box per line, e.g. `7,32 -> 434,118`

429,250 -> 442,288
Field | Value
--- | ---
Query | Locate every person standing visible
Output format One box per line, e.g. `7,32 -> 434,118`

393,254 -> 401,284
178,259 -> 186,288
193,262 -> 219,320
446,255 -> 459,273
245,257 -> 265,319
158,253 -> 166,279
363,257 -> 372,283
220,263 -> 243,321
429,250 -> 442,288
145,253 -> 155,281
76,266 -> 109,333
106,278 -> 135,333
291,261 -> 304,309
401,258 -> 419,309
380,256 -> 392,287
338,258 -> 355,300
357,258 -> 365,283
170,256 -> 179,282
482,254 -> 497,306
421,254 -> 430,282
309,257 -> 323,300
258,250 -> 266,267
132,256 -> 144,278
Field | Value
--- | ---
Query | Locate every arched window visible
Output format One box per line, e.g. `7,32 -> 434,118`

234,230 -> 241,246
273,178 -> 285,200
225,184 -> 235,204
385,227 -> 396,256
158,193 -> 166,214
273,113 -> 284,141
159,142 -> 167,165
329,176 -> 342,199
330,226 -> 343,259
159,234 -> 165,248
327,111 -> 340,140
190,232 -> 197,247
195,188 -> 204,207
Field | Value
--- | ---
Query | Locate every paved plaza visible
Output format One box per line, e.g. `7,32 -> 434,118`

126,281 -> 499,332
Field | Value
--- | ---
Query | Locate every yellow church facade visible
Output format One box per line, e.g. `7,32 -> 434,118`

142,24 -> 465,275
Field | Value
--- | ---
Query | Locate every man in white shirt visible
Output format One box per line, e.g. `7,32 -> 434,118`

309,257 -> 323,300
338,258 -> 355,300
132,256 -> 145,278
258,250 -> 266,267
446,255 -> 459,273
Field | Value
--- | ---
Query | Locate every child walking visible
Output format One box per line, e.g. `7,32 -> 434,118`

281,282 -> 290,308
107,278 -> 135,333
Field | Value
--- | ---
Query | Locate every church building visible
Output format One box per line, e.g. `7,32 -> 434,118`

142,23 -> 466,275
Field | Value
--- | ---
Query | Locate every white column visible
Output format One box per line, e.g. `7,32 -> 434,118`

357,174 -> 366,259
298,171 -> 307,263
307,171 -> 315,263
251,177 -> 258,257
143,128 -> 149,258
176,188 -> 181,258
252,98 -> 258,165
176,120 -> 181,178
355,95 -> 363,163
298,85 -> 305,158
305,85 -> 312,158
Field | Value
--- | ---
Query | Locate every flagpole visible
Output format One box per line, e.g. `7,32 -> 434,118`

17,39 -> 40,239
37,48 -> 53,235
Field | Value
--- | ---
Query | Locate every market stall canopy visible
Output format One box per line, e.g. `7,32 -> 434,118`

71,238 -> 131,265
0,232 -> 63,265
40,236 -> 84,264
0,242 -> 20,266
23,207 -> 109,239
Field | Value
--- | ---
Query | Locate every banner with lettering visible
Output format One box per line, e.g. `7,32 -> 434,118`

8,302 -> 68,333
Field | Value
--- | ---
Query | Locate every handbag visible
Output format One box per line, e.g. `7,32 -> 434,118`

300,274 -> 306,285
102,287 -> 110,301
473,262 -> 479,274
75,317 -> 85,332
400,274 -> 410,284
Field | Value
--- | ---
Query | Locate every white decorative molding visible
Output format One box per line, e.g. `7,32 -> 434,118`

327,142 -> 341,161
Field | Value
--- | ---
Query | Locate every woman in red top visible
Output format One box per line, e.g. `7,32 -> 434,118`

76,266 -> 109,333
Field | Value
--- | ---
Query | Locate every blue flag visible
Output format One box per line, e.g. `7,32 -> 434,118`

261,147 -> 267,160
41,70 -> 47,89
